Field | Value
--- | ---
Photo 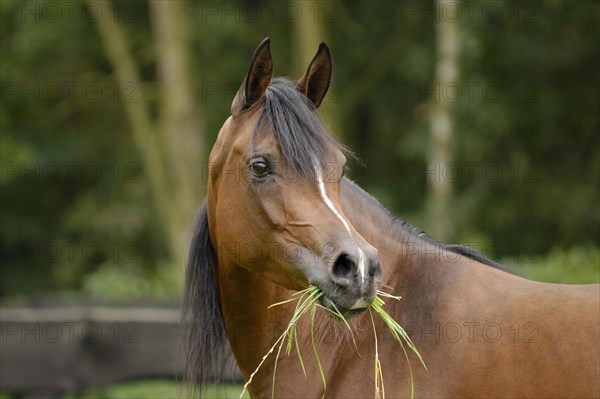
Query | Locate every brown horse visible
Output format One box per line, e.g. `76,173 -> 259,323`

183,38 -> 600,398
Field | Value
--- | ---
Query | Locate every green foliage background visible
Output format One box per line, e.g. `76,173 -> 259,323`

1,0 -> 598,299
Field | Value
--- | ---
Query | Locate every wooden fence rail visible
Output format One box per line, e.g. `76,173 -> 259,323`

0,304 -> 241,397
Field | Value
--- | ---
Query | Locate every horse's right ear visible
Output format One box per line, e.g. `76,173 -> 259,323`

231,38 -> 273,115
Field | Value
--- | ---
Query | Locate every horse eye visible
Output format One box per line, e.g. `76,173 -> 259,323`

249,160 -> 270,178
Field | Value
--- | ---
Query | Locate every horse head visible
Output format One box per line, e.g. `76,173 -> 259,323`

206,38 -> 382,318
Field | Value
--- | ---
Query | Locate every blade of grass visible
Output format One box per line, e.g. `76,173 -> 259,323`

241,324 -> 289,399
372,293 -> 427,370
376,291 -> 402,301
268,296 -> 300,309
371,290 -> 427,399
327,302 -> 360,354
245,286 -> 426,399
243,286 -> 323,399
310,304 -> 327,399
369,308 -> 385,399
271,324 -> 287,399
272,289 -> 320,398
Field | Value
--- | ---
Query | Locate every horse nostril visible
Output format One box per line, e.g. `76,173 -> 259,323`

369,259 -> 381,278
332,253 -> 355,281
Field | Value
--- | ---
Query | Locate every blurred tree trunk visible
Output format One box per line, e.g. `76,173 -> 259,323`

426,0 -> 460,241
150,1 -> 206,261
293,0 -> 342,139
89,0 -> 205,262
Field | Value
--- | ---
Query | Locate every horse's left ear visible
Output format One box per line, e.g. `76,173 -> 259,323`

232,38 -> 273,115
296,42 -> 332,109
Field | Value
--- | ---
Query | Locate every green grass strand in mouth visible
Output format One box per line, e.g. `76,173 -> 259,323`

370,293 -> 428,398
240,285 -> 427,399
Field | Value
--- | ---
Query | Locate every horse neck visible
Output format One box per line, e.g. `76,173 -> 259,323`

216,256 -> 293,382
339,179 -> 454,315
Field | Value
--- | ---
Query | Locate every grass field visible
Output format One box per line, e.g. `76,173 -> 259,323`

509,245 -> 599,284
62,381 -> 248,399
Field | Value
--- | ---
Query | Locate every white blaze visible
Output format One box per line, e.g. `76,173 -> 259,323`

357,247 -> 366,283
314,162 -> 366,282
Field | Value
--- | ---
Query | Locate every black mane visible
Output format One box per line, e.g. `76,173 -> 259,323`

253,77 -> 350,178
181,200 -> 233,394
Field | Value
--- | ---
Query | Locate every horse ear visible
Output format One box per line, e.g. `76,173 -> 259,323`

232,38 -> 273,115
296,42 -> 332,108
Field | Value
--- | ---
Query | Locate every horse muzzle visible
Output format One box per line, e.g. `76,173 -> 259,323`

318,294 -> 371,319
315,245 -> 382,319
